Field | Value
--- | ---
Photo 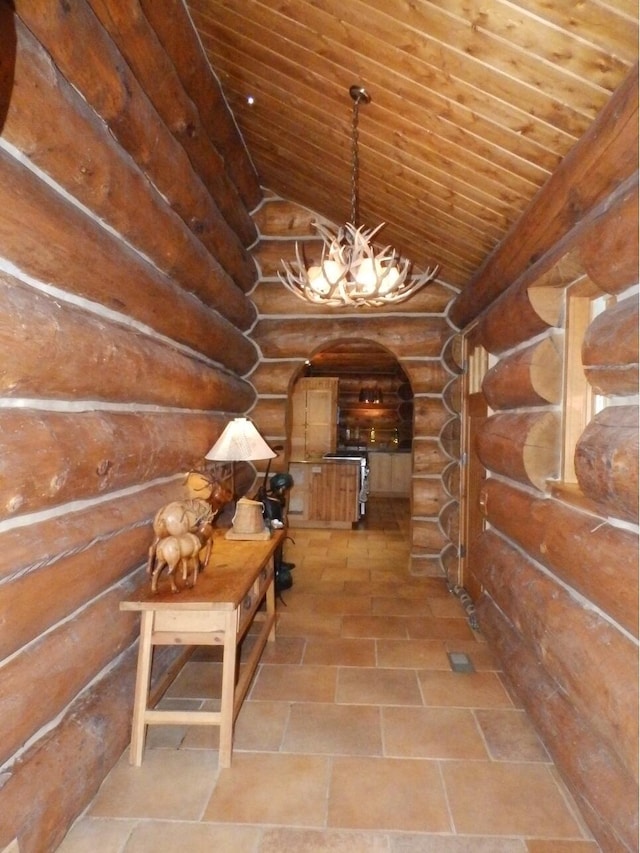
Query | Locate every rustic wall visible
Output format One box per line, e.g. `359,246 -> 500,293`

451,67 -> 639,853
0,4 -> 261,851
249,193 -> 460,575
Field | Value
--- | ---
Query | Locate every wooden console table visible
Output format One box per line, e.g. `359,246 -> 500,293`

120,529 -> 283,768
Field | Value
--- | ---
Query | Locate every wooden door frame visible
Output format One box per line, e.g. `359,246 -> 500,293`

457,326 -> 489,598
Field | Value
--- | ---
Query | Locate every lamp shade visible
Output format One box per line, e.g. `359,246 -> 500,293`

205,418 -> 276,462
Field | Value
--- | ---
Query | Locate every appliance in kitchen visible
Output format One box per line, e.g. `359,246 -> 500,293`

322,450 -> 369,518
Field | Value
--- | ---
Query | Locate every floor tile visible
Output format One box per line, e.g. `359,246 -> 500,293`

259,827 -> 390,851
88,749 -> 219,820
328,756 -> 450,832
418,670 -> 514,708
163,661 -> 222,701
390,837 -> 526,852
382,707 -> 488,759
342,614 -> 410,639
276,611 -> 343,637
525,841 -> 600,852
371,595 -> 434,617
202,752 -> 329,826
303,637 -> 376,667
55,818 -> 138,853
124,821 -> 261,852
406,617 -> 476,641
442,761 -> 585,837
337,666 -> 423,705
474,708 -> 550,762
376,638 -> 449,669
282,702 -> 383,755
444,639 -> 500,671
250,663 -> 337,702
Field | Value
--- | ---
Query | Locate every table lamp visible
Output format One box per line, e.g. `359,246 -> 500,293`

205,417 -> 276,540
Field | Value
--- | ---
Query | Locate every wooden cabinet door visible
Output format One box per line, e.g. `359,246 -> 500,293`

290,378 -> 338,460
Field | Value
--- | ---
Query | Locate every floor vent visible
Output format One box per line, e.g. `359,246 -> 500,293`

447,652 -> 475,673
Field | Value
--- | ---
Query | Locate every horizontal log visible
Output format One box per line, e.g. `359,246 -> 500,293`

483,336 -> 563,409
442,461 -> 460,498
579,174 -> 639,295
478,277 -> 559,355
438,499 -> 459,543
440,542 -> 459,582
253,317 -> 450,360
0,275 -> 255,409
12,1 -> 258,282
253,199 -> 318,237
247,398 -> 288,441
86,0 -> 257,267
442,376 -> 462,414
0,526 -> 148,662
451,65 -> 638,327
583,295 -> 639,396
413,439 -> 451,475
247,360 -> 303,396
412,477 -> 449,518
476,530 -> 638,782
472,178 -> 638,356
440,335 -> 464,375
412,519 -> 448,552
401,360 -> 450,394
575,405 -> 639,522
0,576 -> 140,767
139,0 -> 262,214
0,410 -> 226,519
480,478 -> 638,637
409,553 -> 444,577
439,417 -> 461,460
476,411 -> 560,490
477,595 -> 639,853
0,151 -> 257,373
0,480 -> 188,582
4,19 -> 256,301
338,376 -> 404,395
0,645 -> 140,852
413,397 -> 450,435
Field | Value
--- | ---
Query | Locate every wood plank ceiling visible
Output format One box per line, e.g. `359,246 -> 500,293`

186,0 -> 638,290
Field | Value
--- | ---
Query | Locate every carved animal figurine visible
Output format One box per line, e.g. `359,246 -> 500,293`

148,499 -> 213,583
152,498 -> 212,539
149,532 -> 203,593
192,518 -> 215,571
185,471 -> 233,517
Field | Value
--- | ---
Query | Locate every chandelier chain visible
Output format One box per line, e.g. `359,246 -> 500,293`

350,93 -> 361,228
277,83 -> 440,307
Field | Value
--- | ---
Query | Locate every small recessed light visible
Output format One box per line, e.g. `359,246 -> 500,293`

247,95 -> 255,106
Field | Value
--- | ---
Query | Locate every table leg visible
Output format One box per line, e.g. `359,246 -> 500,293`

130,611 -> 154,766
218,611 -> 237,768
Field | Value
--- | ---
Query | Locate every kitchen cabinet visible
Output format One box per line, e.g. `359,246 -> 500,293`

290,377 -> 338,460
288,461 -> 360,528
368,452 -> 412,496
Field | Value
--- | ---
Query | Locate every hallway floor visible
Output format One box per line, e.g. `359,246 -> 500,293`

57,498 -> 599,852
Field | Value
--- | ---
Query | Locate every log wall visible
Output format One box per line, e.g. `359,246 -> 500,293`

0,4 -> 261,851
250,193 -> 459,575
450,68 -> 639,852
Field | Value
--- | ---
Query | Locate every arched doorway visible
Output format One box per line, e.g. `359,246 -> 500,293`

286,340 -> 414,529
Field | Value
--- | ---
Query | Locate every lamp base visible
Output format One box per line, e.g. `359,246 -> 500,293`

224,528 -> 271,541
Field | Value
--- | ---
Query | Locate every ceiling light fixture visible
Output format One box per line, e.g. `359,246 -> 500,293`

279,85 -> 439,308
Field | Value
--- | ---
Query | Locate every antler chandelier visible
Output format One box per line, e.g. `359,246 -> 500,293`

279,85 -> 439,308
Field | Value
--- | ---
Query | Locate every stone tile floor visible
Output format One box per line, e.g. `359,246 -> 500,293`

57,498 -> 599,852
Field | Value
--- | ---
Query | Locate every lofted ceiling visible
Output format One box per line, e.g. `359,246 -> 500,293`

186,0 -> 638,290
